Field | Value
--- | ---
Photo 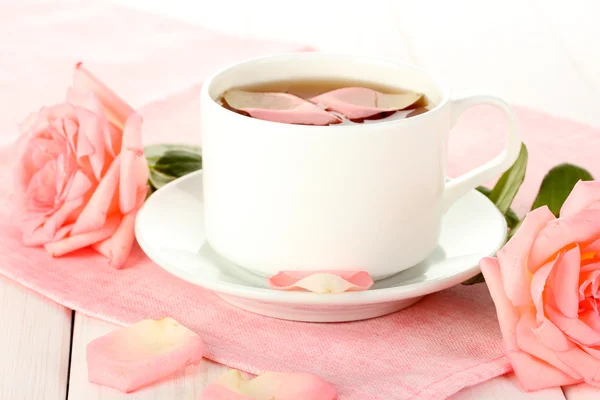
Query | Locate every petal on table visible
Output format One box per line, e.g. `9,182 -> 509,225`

310,87 -> 422,119
201,384 -> 253,400
529,209 -> 600,273
516,312 -> 581,379
119,113 -> 147,214
44,215 -> 120,257
87,318 -> 204,393
70,156 -> 120,235
223,89 -> 341,126
560,180 -> 600,218
93,186 -> 148,269
480,257 -> 521,350
497,206 -> 555,306
268,270 -> 373,293
73,62 -> 134,130
202,369 -> 337,400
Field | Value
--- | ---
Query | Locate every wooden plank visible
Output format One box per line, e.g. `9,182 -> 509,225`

67,313 -> 228,399
0,275 -> 72,400
451,373 -> 566,400
563,383 -> 600,400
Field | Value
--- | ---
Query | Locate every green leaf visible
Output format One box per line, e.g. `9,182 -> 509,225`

488,143 -> 528,214
530,163 -> 594,216
476,186 -> 520,230
144,144 -> 202,191
145,143 -> 202,165
154,150 -> 202,177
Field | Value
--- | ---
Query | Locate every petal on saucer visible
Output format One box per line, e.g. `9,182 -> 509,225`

310,87 -> 422,119
201,370 -> 337,400
222,89 -> 341,125
86,317 -> 204,393
268,270 -> 374,293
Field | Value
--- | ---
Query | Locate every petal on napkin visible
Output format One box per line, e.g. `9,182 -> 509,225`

73,62 -> 134,130
87,318 -> 204,393
310,87 -> 422,120
497,206 -> 555,307
529,209 -> 600,273
560,180 -> 600,218
222,89 -> 341,126
44,215 -> 121,257
119,113 -> 148,214
93,186 -> 148,269
202,370 -> 337,400
268,271 -> 373,293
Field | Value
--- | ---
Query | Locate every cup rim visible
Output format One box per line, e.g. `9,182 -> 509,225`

201,52 -> 451,130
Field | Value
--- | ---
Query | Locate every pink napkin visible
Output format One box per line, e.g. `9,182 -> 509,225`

2,1 -> 600,399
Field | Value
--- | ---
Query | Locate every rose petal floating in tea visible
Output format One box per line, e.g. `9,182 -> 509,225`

201,369 -> 337,400
87,318 -> 204,392
311,87 -> 423,120
222,89 -> 341,125
268,270 -> 374,293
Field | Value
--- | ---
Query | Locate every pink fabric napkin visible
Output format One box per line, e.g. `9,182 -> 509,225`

2,1 -> 600,399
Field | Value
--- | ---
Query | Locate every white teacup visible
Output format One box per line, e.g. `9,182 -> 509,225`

199,53 -> 520,279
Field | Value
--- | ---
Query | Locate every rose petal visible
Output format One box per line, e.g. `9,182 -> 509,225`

202,370 -> 337,400
560,180 -> 600,218
87,318 -> 204,393
580,309 -> 600,333
529,209 -> 600,273
529,256 -> 573,351
497,206 -> 555,306
268,270 -> 373,293
70,156 -> 120,235
119,113 -> 148,214
92,186 -> 148,269
552,345 -> 600,383
551,245 -> 581,318
310,87 -> 422,120
42,196 -> 85,239
75,106 -> 106,180
480,258 -> 521,350
73,62 -> 134,130
63,170 -> 93,202
223,89 -> 340,126
546,305 -> 600,346
508,351 -> 581,391
44,215 -> 120,257
516,312 -> 581,379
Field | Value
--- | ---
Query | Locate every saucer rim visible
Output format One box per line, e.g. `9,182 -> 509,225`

136,171 -> 506,305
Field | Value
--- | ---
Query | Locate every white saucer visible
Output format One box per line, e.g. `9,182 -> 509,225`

136,171 -> 506,322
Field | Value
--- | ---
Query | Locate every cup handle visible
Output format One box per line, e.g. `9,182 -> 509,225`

442,94 -> 522,211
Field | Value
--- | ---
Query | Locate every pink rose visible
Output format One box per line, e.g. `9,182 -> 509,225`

15,63 -> 148,269
481,180 -> 600,390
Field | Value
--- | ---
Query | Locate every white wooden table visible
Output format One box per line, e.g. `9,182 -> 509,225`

2,0 -> 600,398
